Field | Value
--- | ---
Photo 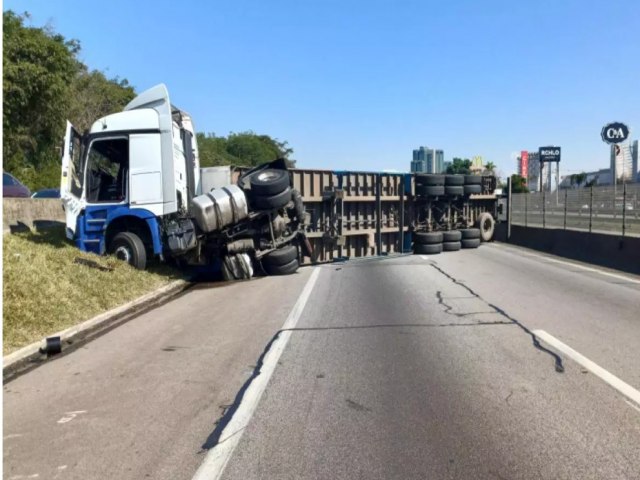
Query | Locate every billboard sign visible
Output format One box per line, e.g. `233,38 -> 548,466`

521,150 -> 529,178
539,146 -> 561,163
601,122 -> 629,144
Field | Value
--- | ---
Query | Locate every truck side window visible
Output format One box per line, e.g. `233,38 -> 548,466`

85,138 -> 129,203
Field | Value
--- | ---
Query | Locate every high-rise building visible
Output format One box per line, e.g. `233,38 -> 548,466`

610,139 -> 638,182
411,146 -> 445,173
517,151 -> 540,190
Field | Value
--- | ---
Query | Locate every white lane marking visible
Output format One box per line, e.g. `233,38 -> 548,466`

57,410 -> 87,424
487,243 -> 640,284
625,399 -> 640,414
3,434 -> 24,440
420,255 -> 430,260
534,330 -> 640,407
192,267 -> 322,480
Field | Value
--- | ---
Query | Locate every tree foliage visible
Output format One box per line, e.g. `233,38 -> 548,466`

446,158 -> 472,174
198,131 -> 295,168
2,11 -> 135,190
510,174 -> 529,193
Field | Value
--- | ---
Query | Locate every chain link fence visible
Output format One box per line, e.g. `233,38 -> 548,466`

511,184 -> 640,237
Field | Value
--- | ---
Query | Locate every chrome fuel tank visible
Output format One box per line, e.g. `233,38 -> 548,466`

191,185 -> 248,233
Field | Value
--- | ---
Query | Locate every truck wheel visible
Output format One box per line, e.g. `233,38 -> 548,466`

253,187 -> 292,210
415,174 -> 445,186
222,254 -> 253,281
464,175 -> 482,185
461,238 -> 481,249
263,245 -> 298,266
445,175 -> 464,186
463,184 -> 482,195
443,241 -> 461,251
443,230 -> 462,242
109,232 -> 147,270
477,212 -> 495,242
250,169 -> 290,196
415,185 -> 445,197
413,231 -> 443,244
265,258 -> 299,275
414,243 -> 442,254
445,186 -> 464,196
460,228 -> 481,239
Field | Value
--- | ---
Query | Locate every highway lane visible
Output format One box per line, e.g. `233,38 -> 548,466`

3,270 -> 313,480
4,244 -> 640,479
219,248 -> 640,479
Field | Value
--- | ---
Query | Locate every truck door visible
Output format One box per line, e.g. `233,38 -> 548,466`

60,121 -> 85,238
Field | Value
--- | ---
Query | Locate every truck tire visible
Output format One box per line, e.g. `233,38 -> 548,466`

265,258 -> 299,275
415,185 -> 444,197
445,186 -> 464,196
443,241 -> 461,251
413,231 -> 443,244
461,238 -> 481,249
464,175 -> 482,185
445,175 -> 464,186
463,184 -> 482,195
250,169 -> 290,196
253,187 -> 292,210
262,245 -> 298,266
443,230 -> 462,242
460,228 -> 481,239
109,232 -> 147,270
414,243 -> 442,255
477,212 -> 495,242
416,174 -> 445,186
222,254 -> 253,280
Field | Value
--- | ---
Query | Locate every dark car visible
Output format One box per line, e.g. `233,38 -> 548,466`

31,188 -> 61,199
3,172 -> 31,198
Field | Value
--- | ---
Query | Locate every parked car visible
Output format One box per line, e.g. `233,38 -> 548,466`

31,188 -> 61,199
3,172 -> 31,198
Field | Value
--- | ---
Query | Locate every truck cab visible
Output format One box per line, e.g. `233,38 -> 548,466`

61,84 -> 306,276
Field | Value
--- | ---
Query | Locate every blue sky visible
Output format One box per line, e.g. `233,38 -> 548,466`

5,0 -> 640,178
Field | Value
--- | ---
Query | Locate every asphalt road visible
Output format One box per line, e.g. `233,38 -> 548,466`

4,244 -> 640,479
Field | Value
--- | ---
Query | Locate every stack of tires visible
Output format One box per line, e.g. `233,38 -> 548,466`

444,175 -> 464,197
249,169 -> 301,277
463,175 -> 482,195
412,228 -> 481,255
415,174 -> 445,198
249,169 -> 292,210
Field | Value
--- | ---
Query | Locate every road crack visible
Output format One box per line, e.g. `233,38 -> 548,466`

430,263 -> 564,373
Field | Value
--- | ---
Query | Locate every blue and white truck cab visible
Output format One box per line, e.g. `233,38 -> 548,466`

60,84 -> 307,279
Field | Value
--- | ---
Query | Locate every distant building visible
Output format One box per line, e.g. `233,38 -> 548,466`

411,146 -> 445,173
610,140 -> 639,182
517,151 -> 541,191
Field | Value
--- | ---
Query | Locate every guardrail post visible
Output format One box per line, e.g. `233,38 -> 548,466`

563,189 -> 568,229
589,185 -> 593,233
375,174 -> 382,255
399,175 -> 405,251
542,189 -> 546,228
622,183 -> 627,237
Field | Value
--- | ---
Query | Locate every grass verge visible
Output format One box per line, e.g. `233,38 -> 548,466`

3,226 -> 184,355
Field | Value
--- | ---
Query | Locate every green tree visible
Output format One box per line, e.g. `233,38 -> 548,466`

446,158 -> 472,174
484,161 -> 496,174
3,11 -> 79,188
198,131 -> 295,168
510,174 -> 529,193
67,68 -> 136,133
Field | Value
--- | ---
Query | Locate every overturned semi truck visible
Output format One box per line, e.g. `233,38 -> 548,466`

60,84 -> 501,277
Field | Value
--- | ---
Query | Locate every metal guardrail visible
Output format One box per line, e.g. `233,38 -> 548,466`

511,184 -> 640,237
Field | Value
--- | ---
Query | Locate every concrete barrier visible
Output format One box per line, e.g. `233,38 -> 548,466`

3,198 -> 65,232
507,225 -> 640,275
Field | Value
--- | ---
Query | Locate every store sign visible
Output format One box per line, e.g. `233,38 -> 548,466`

601,122 -> 629,144
538,146 -> 561,163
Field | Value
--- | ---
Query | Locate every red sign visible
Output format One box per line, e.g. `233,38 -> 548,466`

521,151 -> 529,178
